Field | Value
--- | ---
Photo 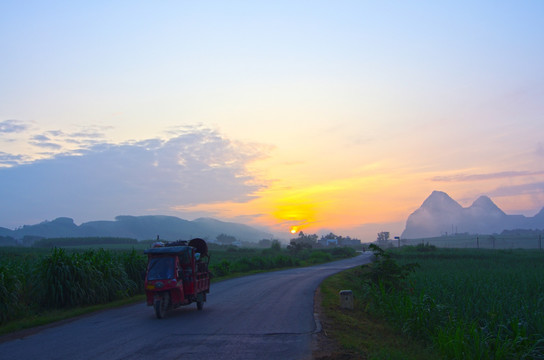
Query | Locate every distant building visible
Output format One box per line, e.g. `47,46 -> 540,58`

318,234 -> 361,247
341,238 -> 361,247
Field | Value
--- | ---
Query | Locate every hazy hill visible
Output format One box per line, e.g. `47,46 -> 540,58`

402,191 -> 544,239
3,215 -> 273,243
0,227 -> 13,237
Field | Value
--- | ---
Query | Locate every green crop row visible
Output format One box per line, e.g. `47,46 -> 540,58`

362,246 -> 544,359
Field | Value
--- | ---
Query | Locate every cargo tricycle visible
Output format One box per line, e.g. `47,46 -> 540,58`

144,238 -> 210,318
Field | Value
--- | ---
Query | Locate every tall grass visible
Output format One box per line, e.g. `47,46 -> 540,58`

0,262 -> 23,323
34,248 -> 144,308
363,246 -> 544,359
0,247 -> 146,324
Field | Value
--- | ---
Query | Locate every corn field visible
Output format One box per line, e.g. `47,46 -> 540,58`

364,246 -> 544,359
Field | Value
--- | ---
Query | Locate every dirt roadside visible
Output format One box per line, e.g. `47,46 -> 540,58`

312,288 -> 365,360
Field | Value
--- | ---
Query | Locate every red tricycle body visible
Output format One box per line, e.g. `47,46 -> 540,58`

144,238 -> 210,318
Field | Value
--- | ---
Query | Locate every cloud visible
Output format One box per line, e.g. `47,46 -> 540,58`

0,152 -> 25,166
0,124 -> 117,167
0,127 -> 271,227
48,125 -> 109,145
0,120 -> 28,134
431,170 -> 544,182
29,135 -> 63,149
45,130 -> 65,137
487,182 -> 544,198
69,131 -> 105,139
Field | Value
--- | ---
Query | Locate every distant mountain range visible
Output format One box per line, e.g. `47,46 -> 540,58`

401,191 -> 544,239
0,215 -> 273,243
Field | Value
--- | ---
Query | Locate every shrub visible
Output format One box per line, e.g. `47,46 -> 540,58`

309,251 -> 333,264
210,260 -> 231,277
363,244 -> 419,291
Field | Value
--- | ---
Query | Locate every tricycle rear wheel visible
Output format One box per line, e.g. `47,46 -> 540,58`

154,300 -> 165,318
196,301 -> 203,310
154,294 -> 168,319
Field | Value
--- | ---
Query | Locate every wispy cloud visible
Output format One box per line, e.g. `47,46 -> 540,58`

29,135 -> 63,149
0,152 -> 25,166
0,120 -> 28,134
487,182 -> 544,198
0,123 -> 117,166
69,126 -> 110,139
51,125 -> 110,145
45,130 -> 64,137
431,170 -> 544,182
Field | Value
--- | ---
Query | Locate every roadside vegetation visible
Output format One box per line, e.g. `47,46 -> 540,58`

319,244 -> 544,359
207,241 -> 355,277
0,237 -> 356,335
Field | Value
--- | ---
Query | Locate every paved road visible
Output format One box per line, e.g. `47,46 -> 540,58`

0,253 -> 372,360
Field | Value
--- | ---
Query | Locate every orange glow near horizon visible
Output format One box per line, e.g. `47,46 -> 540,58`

173,171 -> 415,235
173,172 -> 418,234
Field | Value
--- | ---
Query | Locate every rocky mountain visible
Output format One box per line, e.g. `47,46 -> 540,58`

402,191 -> 544,239
2,215 -> 273,243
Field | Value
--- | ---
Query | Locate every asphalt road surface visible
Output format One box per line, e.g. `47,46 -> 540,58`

0,253 -> 372,360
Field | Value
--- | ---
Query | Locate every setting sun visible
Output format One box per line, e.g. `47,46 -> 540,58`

290,227 -> 297,234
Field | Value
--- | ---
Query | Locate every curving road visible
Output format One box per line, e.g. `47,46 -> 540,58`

0,253 -> 372,360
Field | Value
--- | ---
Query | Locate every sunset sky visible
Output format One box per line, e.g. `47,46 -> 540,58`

1,1 -> 543,241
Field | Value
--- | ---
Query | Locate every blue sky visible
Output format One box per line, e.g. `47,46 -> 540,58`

1,1 -> 543,240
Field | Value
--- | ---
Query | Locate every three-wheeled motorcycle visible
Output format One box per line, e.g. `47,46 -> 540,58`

144,238 -> 210,319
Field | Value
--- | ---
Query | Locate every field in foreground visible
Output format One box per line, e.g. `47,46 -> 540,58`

319,246 -> 544,360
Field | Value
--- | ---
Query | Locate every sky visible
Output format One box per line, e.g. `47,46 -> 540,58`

1,1 -> 544,241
